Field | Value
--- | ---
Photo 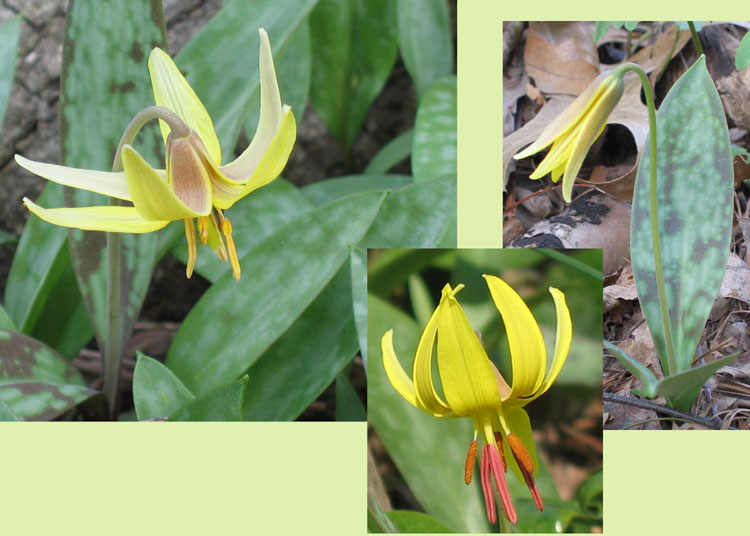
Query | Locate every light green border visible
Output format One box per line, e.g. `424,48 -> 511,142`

457,0 -> 503,247
1,422 -> 365,534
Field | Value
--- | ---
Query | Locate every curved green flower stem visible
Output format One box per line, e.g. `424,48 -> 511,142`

614,63 -> 677,376
687,22 -> 703,56
101,106 -> 190,418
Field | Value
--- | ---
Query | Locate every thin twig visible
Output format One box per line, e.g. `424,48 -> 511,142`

603,392 -> 726,429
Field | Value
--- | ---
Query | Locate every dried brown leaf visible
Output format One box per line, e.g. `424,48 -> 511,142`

603,282 -> 638,313
719,253 -> 750,304
524,22 -> 599,95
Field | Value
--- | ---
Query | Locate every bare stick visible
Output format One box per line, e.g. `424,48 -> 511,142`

603,392 -> 725,429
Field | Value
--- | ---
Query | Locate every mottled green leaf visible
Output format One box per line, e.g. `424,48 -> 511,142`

397,0 -> 453,99
243,19 -> 311,141
166,191 -> 385,395
736,31 -> 750,70
0,14 -> 21,128
350,245 -> 368,372
388,510 -> 454,533
133,353 -> 194,421
631,57 -> 733,397
309,0 -> 398,149
367,294 -> 490,533
177,0 -> 317,160
61,0 -> 166,358
412,77 -> 456,181
241,264 -> 358,420
170,180 -> 313,282
0,329 -> 102,420
361,174 -> 456,248
301,174 -> 412,207
335,374 -> 365,421
364,129 -> 413,174
168,376 -> 247,421
0,396 -> 20,421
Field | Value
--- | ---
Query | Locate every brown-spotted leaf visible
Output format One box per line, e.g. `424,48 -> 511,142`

0,329 -> 103,420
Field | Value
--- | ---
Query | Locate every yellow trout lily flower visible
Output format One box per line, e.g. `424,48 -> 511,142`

16,28 -> 296,280
514,70 -> 624,203
381,275 -> 572,526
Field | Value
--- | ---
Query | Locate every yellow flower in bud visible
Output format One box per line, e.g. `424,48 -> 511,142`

381,275 -> 572,526
16,28 -> 295,280
514,70 -> 624,203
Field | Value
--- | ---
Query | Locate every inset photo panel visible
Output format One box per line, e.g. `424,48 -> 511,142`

368,248 -> 603,533
503,22 -> 746,429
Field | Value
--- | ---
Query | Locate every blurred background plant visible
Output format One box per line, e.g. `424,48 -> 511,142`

0,0 -> 456,421
368,248 -> 603,533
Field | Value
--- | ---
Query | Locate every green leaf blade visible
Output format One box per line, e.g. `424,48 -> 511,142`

736,31 -> 750,70
309,0 -> 398,149
241,264 -> 358,421
168,377 -> 247,421
361,174 -> 456,248
655,351 -> 740,411
166,191 -> 385,395
397,0 -> 453,99
603,340 -> 658,397
133,353 -> 194,421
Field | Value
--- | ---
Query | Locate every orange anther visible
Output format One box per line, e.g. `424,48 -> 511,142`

464,440 -> 478,484
507,434 -> 533,474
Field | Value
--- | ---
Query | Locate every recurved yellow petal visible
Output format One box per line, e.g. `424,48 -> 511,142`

535,287 -> 572,398
482,274 -> 546,399
15,155 -> 132,201
381,329 -> 418,408
23,198 -> 169,233
148,47 -> 222,164
436,284 -> 503,417
412,295 -> 453,416
122,145 -> 212,221
211,108 -> 296,208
